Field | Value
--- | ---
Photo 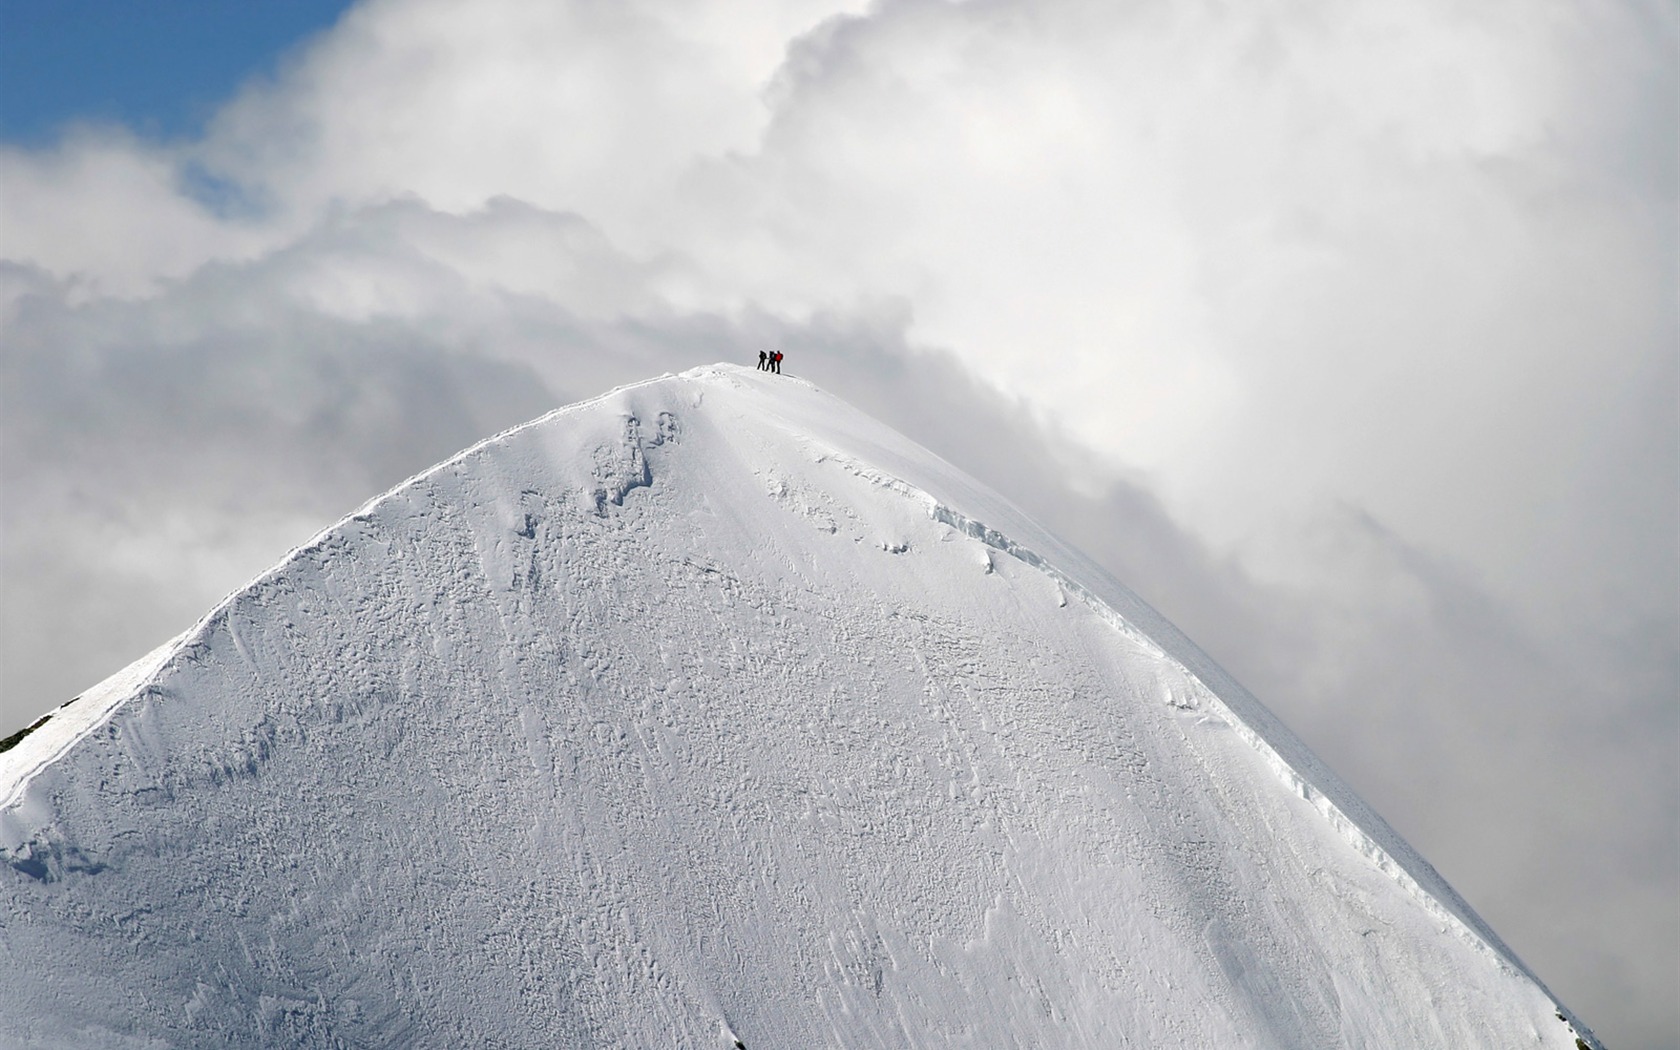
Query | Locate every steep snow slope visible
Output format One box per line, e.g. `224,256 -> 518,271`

0,364 -> 1597,1049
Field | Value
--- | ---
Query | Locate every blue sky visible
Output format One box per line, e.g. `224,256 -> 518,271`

0,0 -> 354,143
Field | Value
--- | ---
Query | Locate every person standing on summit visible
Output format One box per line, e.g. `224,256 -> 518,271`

772,351 -> 783,374
757,350 -> 768,371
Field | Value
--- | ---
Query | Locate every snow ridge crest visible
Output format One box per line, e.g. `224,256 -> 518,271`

0,363 -> 1599,1049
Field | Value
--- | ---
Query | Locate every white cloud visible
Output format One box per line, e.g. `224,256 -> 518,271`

1,0 -> 1674,1044
684,0 -> 1675,633
0,132 -> 268,295
198,0 -> 863,236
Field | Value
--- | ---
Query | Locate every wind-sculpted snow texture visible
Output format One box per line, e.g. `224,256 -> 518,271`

0,365 -> 1596,1049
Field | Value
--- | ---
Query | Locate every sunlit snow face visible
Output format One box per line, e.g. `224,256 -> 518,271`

0,1 -> 1673,1045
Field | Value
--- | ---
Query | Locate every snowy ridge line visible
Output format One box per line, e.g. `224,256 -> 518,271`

0,370 -> 690,814
800,437 -> 1595,1040
180,367 -> 689,633
0,364 -> 1599,1041
0,638 -> 182,814
331,369 -> 692,525
0,362 -> 1599,1047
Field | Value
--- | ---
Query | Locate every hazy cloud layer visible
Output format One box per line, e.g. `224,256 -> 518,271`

1,0 -> 1673,1045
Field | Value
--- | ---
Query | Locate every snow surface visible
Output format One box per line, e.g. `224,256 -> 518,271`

0,364 -> 1598,1048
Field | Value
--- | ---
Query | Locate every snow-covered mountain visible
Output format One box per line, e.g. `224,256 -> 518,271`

0,364 -> 1597,1048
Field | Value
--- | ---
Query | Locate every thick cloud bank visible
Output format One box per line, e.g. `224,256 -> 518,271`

1,0 -> 1673,1045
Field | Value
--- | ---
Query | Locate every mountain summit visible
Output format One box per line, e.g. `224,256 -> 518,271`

1,364 -> 1596,1048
